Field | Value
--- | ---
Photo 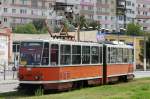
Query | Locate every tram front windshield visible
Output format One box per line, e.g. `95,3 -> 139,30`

20,42 -> 43,66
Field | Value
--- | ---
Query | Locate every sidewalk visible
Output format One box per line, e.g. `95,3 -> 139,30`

134,71 -> 150,78
0,71 -> 18,84
0,79 -> 19,85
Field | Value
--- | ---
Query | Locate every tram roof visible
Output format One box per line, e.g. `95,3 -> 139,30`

19,38 -> 102,46
17,38 -> 133,48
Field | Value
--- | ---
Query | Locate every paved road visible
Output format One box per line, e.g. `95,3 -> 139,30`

0,70 -> 17,80
0,83 -> 18,93
0,71 -> 150,93
134,71 -> 150,78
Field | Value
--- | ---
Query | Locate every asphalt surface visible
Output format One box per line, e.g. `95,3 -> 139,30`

0,83 -> 18,93
0,71 -> 150,93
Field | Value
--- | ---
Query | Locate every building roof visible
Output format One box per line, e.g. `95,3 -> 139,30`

13,31 -> 144,42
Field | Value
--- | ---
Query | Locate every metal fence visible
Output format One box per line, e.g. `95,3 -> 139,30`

0,64 -> 18,81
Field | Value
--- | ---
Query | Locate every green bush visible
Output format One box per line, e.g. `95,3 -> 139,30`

53,25 -> 61,33
13,23 -> 38,34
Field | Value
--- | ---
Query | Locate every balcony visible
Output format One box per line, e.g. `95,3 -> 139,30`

80,2 -> 94,6
96,11 -> 110,15
96,3 -> 110,8
1,3 -> 50,10
136,15 -> 150,19
1,13 -> 47,19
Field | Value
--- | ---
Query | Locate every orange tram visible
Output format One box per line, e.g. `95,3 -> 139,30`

18,39 -> 134,91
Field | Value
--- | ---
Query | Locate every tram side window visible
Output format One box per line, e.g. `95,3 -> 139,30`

123,48 -> 128,63
99,47 -> 103,64
110,47 -> 117,63
91,46 -> 99,64
132,49 -> 134,63
107,47 -> 111,63
13,43 -> 20,53
117,48 -> 123,63
82,46 -> 90,64
51,44 -> 59,66
72,45 -> 81,64
60,45 -> 71,65
129,49 -> 133,63
42,42 -> 49,65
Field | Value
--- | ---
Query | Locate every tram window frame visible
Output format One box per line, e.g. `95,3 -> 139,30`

99,46 -> 103,64
110,47 -> 117,63
129,49 -> 133,63
107,47 -> 111,63
123,48 -> 128,63
41,42 -> 49,65
132,49 -> 134,63
13,43 -> 20,53
91,46 -> 99,64
60,45 -> 71,65
116,48 -> 123,63
50,44 -> 59,66
72,45 -> 81,65
82,46 -> 90,64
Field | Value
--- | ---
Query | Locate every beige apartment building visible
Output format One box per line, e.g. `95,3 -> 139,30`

0,0 -> 55,28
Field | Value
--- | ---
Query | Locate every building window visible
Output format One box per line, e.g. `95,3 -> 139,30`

105,16 -> 108,20
21,0 -> 27,5
49,3 -> 52,8
20,9 -> 27,14
12,9 -> 16,13
4,8 -> 7,13
12,0 -> 15,4
4,18 -> 7,22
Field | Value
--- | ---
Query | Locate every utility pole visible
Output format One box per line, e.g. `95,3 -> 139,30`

134,17 -> 150,71
143,28 -> 147,71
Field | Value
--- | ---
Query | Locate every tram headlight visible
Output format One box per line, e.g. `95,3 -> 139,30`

34,75 -> 43,80
34,76 -> 40,80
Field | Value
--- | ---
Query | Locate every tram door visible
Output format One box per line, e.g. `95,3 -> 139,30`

13,42 -> 20,68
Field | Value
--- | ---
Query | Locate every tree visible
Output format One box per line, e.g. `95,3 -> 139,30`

126,23 -> 143,36
73,15 -> 88,29
32,19 -> 47,33
13,23 -> 38,34
89,20 -> 101,30
32,19 -> 45,31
